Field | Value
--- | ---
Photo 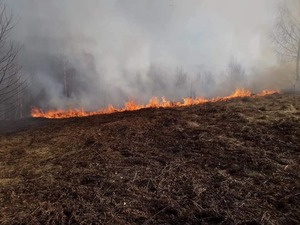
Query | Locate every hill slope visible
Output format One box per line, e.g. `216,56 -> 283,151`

0,93 -> 300,225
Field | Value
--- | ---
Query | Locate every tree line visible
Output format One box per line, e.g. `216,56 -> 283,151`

0,1 -> 299,120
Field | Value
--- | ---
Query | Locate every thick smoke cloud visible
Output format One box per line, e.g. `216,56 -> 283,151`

6,0 -> 292,110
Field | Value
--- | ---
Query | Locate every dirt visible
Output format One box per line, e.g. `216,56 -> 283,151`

0,93 -> 300,225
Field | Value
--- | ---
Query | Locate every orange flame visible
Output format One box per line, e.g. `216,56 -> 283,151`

255,90 -> 278,96
31,88 -> 278,119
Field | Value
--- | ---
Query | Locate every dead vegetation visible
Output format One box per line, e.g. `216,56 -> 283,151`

0,93 -> 300,225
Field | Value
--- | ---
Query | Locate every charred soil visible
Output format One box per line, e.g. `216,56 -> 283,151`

0,93 -> 300,225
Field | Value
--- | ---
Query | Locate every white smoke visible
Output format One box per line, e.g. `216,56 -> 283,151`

7,0 -> 291,110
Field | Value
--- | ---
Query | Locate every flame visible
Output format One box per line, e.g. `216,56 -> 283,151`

255,90 -> 278,96
31,88 -> 278,119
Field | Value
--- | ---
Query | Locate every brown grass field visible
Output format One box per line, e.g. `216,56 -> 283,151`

0,93 -> 300,225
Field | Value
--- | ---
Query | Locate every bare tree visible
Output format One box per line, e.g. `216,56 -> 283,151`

198,69 -> 216,94
174,66 -> 188,87
227,58 -> 246,88
272,0 -> 300,87
0,3 -> 25,120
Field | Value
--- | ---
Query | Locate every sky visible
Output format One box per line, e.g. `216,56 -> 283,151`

6,0 -> 291,110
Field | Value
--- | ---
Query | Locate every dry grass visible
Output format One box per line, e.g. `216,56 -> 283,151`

0,93 -> 300,225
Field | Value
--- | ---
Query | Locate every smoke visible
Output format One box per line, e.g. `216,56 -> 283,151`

6,0 -> 294,111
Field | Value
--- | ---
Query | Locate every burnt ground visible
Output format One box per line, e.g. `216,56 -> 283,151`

0,93 -> 300,225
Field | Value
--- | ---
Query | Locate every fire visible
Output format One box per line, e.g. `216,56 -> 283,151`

255,90 -> 278,96
31,88 -> 278,119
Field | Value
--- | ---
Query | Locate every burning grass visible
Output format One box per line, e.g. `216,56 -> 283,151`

31,88 -> 277,119
0,93 -> 300,224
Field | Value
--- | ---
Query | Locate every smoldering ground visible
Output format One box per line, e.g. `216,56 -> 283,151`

6,0 -> 296,111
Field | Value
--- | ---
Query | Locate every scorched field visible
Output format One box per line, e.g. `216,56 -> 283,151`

0,93 -> 300,225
